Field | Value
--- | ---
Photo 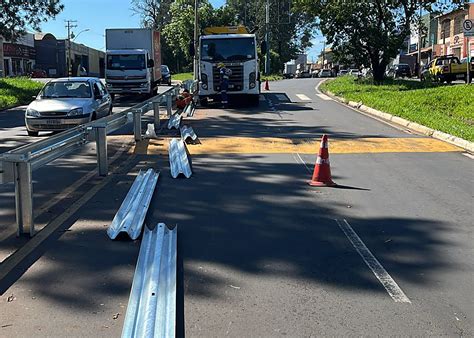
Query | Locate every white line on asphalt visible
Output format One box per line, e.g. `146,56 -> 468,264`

335,219 -> 411,303
296,94 -> 311,101
462,152 -> 474,160
295,152 -> 312,174
316,93 -> 332,101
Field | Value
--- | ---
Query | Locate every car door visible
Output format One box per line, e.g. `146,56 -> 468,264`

93,81 -> 107,117
98,81 -> 112,115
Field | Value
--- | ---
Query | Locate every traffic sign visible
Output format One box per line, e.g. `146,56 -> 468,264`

463,19 -> 474,37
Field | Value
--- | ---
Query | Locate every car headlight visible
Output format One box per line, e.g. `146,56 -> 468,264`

68,108 -> 83,116
26,108 -> 40,117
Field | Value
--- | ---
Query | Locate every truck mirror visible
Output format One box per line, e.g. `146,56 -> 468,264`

147,59 -> 155,68
260,41 -> 267,54
189,42 -> 195,57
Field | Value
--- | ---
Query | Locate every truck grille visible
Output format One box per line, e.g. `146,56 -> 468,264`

108,82 -> 148,88
213,64 -> 244,92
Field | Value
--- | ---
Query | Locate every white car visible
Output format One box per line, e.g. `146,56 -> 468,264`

25,77 -> 113,136
319,69 -> 333,77
349,69 -> 361,77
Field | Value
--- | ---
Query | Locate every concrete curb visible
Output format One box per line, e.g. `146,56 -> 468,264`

321,87 -> 474,153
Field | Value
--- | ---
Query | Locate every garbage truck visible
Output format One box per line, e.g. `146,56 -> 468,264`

105,28 -> 161,98
197,26 -> 261,106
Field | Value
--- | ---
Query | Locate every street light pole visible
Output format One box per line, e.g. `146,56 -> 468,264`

193,0 -> 199,80
265,0 -> 270,75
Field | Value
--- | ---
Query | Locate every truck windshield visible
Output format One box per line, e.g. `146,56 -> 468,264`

107,54 -> 146,70
201,38 -> 255,62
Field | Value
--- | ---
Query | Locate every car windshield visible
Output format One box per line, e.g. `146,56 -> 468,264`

201,38 -> 256,62
40,81 -> 92,98
107,54 -> 146,70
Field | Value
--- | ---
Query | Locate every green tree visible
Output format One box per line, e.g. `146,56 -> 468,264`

0,0 -> 64,41
295,0 -> 467,81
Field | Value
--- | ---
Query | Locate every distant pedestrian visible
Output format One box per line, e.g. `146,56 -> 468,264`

218,63 -> 232,108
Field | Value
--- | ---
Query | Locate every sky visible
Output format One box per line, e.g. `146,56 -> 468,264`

38,0 -> 323,63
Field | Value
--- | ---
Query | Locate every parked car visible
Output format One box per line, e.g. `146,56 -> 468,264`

283,73 -> 294,79
30,69 -> 47,78
349,69 -> 361,77
25,77 -> 113,136
338,69 -> 349,76
161,64 -> 172,85
420,61 -> 434,81
428,55 -> 473,83
311,70 -> 320,78
319,69 -> 333,78
386,64 -> 412,78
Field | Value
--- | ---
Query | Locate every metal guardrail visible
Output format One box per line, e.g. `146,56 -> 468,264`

122,223 -> 177,338
107,169 -> 159,240
0,80 -> 197,237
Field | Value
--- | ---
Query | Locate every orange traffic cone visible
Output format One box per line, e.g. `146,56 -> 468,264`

308,134 -> 336,187
264,80 -> 269,91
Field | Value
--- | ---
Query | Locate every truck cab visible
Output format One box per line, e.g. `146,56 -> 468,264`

105,49 -> 155,97
198,27 -> 260,106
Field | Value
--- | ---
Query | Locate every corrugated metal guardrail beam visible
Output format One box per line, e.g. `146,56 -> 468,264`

122,223 -> 177,338
107,169 -> 159,240
169,138 -> 192,178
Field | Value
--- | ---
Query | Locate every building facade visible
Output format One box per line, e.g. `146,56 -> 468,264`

35,33 -> 105,77
407,13 -> 439,65
435,3 -> 474,59
2,33 -> 36,77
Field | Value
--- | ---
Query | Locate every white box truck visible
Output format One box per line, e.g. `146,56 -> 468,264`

198,26 -> 261,106
105,28 -> 161,98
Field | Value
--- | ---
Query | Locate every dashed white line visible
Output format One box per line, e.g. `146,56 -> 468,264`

316,93 -> 332,101
296,94 -> 311,101
335,219 -> 411,303
295,152 -> 312,174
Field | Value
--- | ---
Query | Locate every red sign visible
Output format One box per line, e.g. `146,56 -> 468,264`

3,43 -> 36,59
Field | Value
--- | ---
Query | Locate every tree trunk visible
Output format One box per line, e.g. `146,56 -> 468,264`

371,60 -> 386,83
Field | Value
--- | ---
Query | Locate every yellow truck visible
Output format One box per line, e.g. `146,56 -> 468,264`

428,55 -> 474,83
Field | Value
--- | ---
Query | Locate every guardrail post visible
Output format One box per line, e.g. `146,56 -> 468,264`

95,125 -> 108,176
133,108 -> 142,141
14,161 -> 34,237
166,93 -> 172,117
153,101 -> 160,128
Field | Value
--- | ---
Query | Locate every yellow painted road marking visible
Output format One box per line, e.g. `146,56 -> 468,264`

137,137 -> 462,155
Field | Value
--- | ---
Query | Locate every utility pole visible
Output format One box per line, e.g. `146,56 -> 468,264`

321,40 -> 326,69
265,0 -> 270,75
65,20 -> 77,77
417,3 -> 422,78
193,0 -> 199,80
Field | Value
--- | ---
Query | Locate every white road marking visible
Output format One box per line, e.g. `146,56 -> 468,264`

316,93 -> 332,101
295,152 -> 312,174
296,94 -> 311,101
462,152 -> 474,160
335,219 -> 411,303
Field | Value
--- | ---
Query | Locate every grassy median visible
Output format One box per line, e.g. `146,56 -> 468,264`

321,76 -> 474,142
0,77 -> 43,110
173,72 -> 194,82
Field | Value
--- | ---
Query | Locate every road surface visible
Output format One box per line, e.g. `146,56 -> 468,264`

0,78 -> 472,336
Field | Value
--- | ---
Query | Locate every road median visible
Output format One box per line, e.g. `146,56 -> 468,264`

319,76 -> 474,152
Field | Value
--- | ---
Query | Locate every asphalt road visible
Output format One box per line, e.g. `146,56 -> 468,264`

0,78 -> 472,336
